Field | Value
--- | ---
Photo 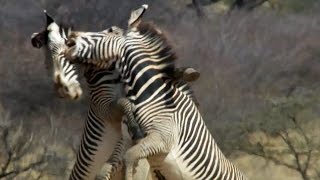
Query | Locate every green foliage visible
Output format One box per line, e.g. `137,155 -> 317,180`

250,89 -> 320,134
220,0 -> 235,6
269,0 -> 319,13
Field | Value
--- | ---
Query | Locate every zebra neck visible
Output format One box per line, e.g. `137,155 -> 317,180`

88,83 -> 120,121
122,73 -> 176,111
93,35 -> 125,62
86,70 -> 121,107
89,84 -> 117,101
118,57 -> 171,105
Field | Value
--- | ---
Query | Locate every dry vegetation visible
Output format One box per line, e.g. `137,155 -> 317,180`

0,0 -> 320,179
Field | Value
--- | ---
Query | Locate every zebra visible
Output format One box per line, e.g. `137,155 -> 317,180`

31,11 -> 200,180
31,11 -> 150,180
31,13 -> 82,100
64,4 -> 247,180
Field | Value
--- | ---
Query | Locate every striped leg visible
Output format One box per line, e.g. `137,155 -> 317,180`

96,137 -> 130,180
115,98 -> 145,141
124,132 -> 170,180
97,99 -> 147,180
96,120 -> 152,180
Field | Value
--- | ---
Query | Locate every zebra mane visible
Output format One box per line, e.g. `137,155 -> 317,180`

136,22 -> 177,79
58,22 -> 73,38
136,22 -> 199,106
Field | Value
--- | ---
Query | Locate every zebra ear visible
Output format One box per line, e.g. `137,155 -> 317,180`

102,26 -> 123,35
44,10 -> 54,26
112,26 -> 124,35
31,32 -> 46,48
102,27 -> 113,33
128,4 -> 148,29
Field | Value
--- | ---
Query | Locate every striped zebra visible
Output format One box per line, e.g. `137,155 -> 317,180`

31,11 -> 200,180
31,12 -> 150,180
64,4 -> 247,180
31,14 -> 82,100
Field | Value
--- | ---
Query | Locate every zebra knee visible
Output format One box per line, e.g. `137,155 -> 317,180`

123,148 -> 138,165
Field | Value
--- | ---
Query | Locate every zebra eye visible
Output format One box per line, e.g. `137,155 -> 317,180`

66,39 -> 76,47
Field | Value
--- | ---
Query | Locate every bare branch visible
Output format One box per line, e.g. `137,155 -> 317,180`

316,169 -> 320,179
1,128 -> 12,174
288,115 -> 313,178
279,131 -> 302,170
0,124 -> 48,179
279,129 -> 311,180
11,132 -> 34,161
229,0 -> 269,12
0,156 -> 46,179
246,149 -> 297,170
241,140 -> 297,170
289,115 -> 310,147
247,0 -> 269,11
192,0 -> 206,17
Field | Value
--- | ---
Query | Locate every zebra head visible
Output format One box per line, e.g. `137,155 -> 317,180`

64,4 -> 149,68
64,26 -> 124,69
31,11 -> 83,100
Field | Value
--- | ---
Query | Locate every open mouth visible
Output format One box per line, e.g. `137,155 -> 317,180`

54,83 -> 81,100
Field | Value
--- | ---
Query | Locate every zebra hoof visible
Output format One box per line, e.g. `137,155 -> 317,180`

95,175 -> 105,180
95,163 -> 112,180
183,68 -> 200,82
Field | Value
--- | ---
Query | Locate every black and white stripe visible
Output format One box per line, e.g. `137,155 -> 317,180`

31,14 -> 151,180
64,5 -> 247,179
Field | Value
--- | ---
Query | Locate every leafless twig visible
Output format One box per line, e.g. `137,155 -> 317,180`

0,125 -> 48,179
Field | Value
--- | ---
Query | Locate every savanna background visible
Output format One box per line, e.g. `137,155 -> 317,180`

0,0 -> 320,179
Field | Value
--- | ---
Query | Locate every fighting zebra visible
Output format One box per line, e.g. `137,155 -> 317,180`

31,11 -> 200,180
64,5 -> 247,180
31,12 -> 150,180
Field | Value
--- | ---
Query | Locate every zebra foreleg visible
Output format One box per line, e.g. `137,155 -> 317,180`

114,98 -> 146,141
95,137 -> 131,180
174,67 -> 200,82
95,163 -> 113,180
123,132 -> 170,180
